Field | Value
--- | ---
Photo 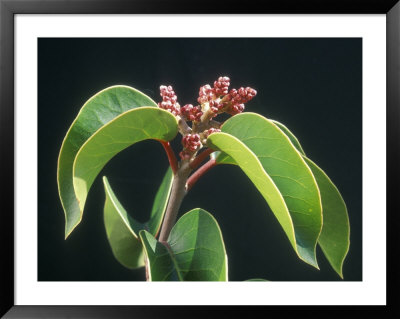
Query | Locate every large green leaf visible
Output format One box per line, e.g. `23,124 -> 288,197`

140,208 -> 228,281
304,157 -> 350,277
271,120 -> 350,277
103,167 -> 174,269
58,86 -> 158,238
66,107 -> 178,237
216,115 -> 350,276
209,113 -> 322,268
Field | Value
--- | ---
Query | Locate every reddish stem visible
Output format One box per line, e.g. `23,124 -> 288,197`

189,148 -> 215,170
159,141 -> 178,174
186,158 -> 217,192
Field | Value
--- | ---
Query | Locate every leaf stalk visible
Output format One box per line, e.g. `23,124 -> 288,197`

160,141 -> 178,174
186,159 -> 217,192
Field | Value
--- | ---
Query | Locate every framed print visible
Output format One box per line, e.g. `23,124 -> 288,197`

1,0 -> 399,318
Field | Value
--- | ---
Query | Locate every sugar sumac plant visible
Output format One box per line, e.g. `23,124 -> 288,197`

57,76 -> 350,281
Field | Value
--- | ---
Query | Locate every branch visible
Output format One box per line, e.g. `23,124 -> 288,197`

158,162 -> 191,243
189,148 -> 215,170
159,141 -> 178,174
186,159 -> 217,192
177,116 -> 192,135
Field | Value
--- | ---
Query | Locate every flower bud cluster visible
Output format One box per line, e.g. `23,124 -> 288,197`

226,103 -> 245,115
195,77 -> 256,117
182,134 -> 202,151
213,76 -> 230,96
180,104 -> 203,122
222,86 -> 257,115
180,133 -> 202,160
227,87 -> 257,104
197,84 -> 214,104
157,77 -> 257,162
158,85 -> 180,116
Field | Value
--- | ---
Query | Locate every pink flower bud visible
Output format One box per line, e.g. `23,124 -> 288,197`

197,84 -> 214,104
182,134 -> 202,152
213,76 -> 230,96
227,103 -> 245,115
209,100 -> 224,114
158,85 -> 181,116
227,86 -> 257,104
180,104 -> 203,122
160,85 -> 176,99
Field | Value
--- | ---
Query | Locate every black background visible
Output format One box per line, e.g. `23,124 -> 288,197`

38,38 -> 362,281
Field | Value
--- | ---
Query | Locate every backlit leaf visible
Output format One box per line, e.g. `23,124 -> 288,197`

58,86 -> 159,238
209,113 -> 322,268
272,120 -> 350,277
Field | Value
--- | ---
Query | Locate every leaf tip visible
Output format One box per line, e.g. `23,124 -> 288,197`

309,257 -> 320,270
296,245 -> 320,270
64,210 -> 83,240
64,226 -> 73,240
303,256 -> 320,270
335,265 -> 344,279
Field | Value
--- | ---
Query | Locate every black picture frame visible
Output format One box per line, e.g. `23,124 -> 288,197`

1,0 -> 398,317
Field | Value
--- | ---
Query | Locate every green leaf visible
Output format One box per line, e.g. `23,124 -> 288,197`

271,120 -> 350,277
103,176 -> 145,269
168,208 -> 228,281
67,106 -> 178,238
72,107 -> 178,237
58,86 -> 158,238
209,113 -> 322,268
102,167 -> 174,269
303,157 -> 350,278
140,230 -> 183,281
140,208 -> 228,281
214,120 -> 306,165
